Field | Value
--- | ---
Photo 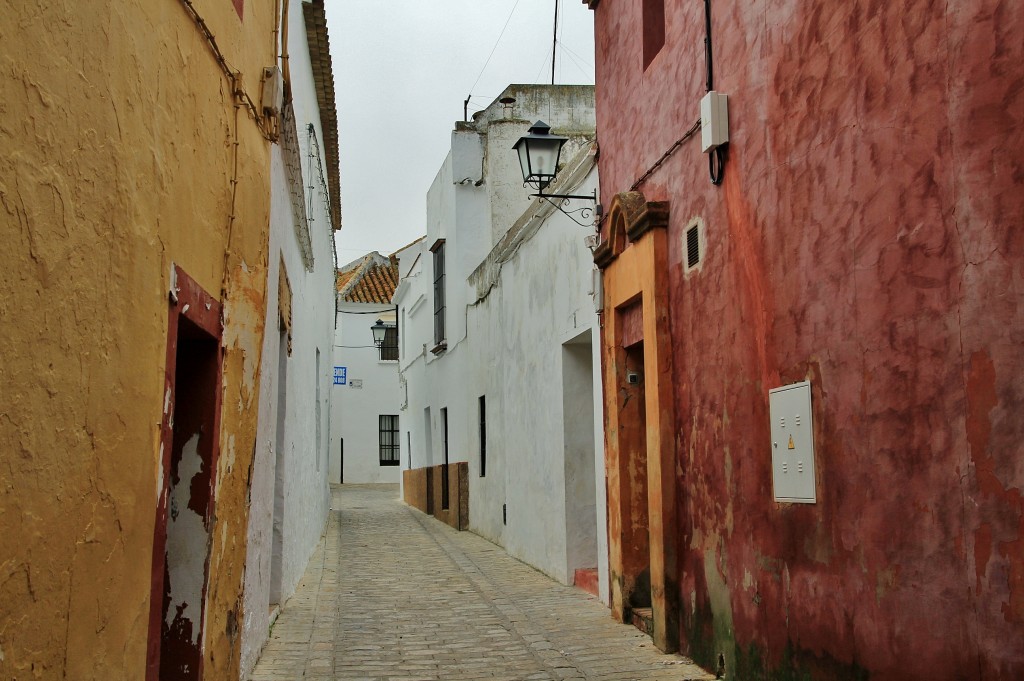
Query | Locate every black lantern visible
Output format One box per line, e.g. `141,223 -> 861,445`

512,121 -> 600,228
370,319 -> 388,347
513,120 -> 568,191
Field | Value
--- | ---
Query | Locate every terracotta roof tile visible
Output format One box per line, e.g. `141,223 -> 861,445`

337,252 -> 399,303
335,267 -> 359,292
303,0 -> 342,231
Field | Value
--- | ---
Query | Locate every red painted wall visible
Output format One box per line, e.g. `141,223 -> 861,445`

592,0 -> 1024,678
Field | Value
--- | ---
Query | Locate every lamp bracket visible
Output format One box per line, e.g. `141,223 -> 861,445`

529,188 -> 600,229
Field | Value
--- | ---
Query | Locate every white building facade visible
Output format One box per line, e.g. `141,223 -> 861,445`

394,85 -> 609,601
240,1 -> 338,675
328,252 -> 404,485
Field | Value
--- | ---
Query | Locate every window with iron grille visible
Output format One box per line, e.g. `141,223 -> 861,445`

479,395 -> 487,478
379,325 -> 398,361
441,407 -> 450,510
379,415 -> 400,466
432,242 -> 446,345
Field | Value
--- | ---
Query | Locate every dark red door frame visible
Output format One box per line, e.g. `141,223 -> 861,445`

146,265 -> 224,681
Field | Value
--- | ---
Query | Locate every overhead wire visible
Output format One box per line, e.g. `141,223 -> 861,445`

556,40 -> 594,72
465,0 -> 523,111
532,52 -> 552,85
555,43 -> 593,82
337,309 -> 400,315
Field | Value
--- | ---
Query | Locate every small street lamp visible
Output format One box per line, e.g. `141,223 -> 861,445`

513,120 -> 567,191
370,319 -> 388,348
513,120 -> 598,228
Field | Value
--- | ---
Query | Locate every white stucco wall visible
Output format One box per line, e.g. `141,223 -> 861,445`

240,1 -> 335,675
465,161 -> 604,587
393,240 -> 429,486
328,303 -> 402,484
394,85 -> 608,602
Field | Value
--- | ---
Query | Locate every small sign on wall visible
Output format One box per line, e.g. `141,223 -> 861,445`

349,379 -> 363,389
333,366 -> 347,385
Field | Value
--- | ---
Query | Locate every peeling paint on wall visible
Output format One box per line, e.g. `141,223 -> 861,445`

165,433 -> 209,644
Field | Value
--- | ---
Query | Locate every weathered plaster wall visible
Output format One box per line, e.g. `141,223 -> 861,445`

395,86 -> 606,595
328,304 -> 402,484
592,0 -> 1024,678
240,1 -> 336,672
392,238 -> 429,498
0,1 -> 275,678
465,162 -> 604,586
469,85 -> 596,251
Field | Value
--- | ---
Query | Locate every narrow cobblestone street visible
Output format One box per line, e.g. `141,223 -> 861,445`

249,485 -> 714,681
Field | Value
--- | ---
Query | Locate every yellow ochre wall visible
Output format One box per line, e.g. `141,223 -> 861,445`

0,1 -> 277,677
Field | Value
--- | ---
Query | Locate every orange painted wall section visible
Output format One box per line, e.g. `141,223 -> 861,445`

592,0 -> 1024,678
0,1 -> 275,678
599,225 -> 681,652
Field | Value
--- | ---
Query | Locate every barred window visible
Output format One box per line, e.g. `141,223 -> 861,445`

441,407 -> 450,510
479,395 -> 487,478
432,242 -> 446,345
379,415 -> 400,466
379,325 -> 398,361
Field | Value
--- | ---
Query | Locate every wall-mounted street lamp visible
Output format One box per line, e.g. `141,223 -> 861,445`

370,318 -> 388,348
370,312 -> 400,361
513,120 -> 598,228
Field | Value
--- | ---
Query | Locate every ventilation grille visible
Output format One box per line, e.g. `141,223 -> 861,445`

686,224 -> 701,268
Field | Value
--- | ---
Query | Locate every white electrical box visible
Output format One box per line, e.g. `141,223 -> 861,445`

700,91 -> 729,153
262,66 -> 284,116
769,380 -> 816,503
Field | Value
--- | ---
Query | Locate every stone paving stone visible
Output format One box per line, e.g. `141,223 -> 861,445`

249,484 -> 714,681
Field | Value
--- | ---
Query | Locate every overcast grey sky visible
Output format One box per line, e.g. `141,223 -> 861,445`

323,0 -> 595,264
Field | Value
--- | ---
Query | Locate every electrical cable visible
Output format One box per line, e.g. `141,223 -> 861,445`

337,309 -> 399,315
704,0 -> 714,93
556,40 -> 594,71
630,118 -> 702,191
178,0 -> 274,141
555,43 -> 593,82
709,145 -> 725,185
465,0 -> 522,109
703,0 -> 725,185
532,53 -> 552,86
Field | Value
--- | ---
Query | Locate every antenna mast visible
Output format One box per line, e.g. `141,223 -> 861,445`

551,0 -> 559,85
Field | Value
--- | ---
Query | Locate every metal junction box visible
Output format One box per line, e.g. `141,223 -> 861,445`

769,381 -> 816,503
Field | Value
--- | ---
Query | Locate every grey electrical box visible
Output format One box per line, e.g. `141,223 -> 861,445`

262,66 -> 284,116
769,380 -> 816,503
